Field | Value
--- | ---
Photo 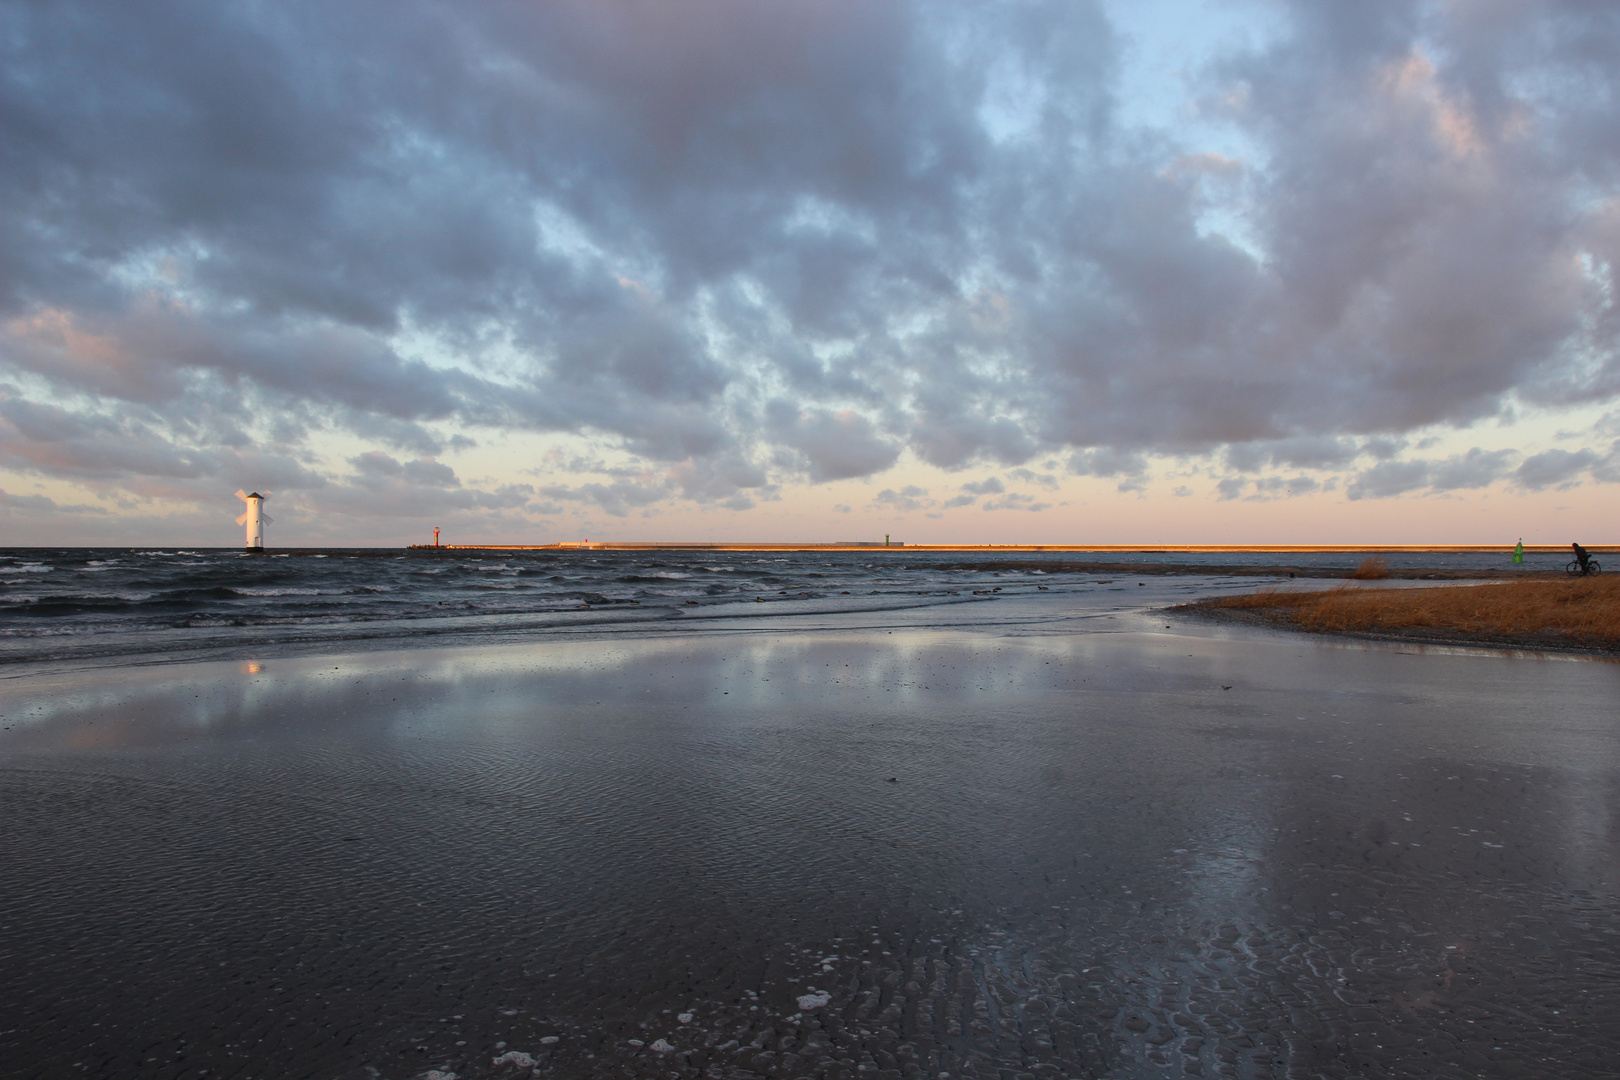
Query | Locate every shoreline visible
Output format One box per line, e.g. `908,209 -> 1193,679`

921,559 -> 1520,579
0,547 -> 1588,675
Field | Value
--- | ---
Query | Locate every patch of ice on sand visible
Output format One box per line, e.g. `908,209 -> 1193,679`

677,1012 -> 693,1024
627,1038 -> 644,1047
539,1035 -> 559,1044
420,1071 -> 458,1080
650,1039 -> 675,1053
797,991 -> 831,1011
492,1050 -> 535,1067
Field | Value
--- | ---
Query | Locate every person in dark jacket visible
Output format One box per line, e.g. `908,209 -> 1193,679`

1572,542 -> 1590,570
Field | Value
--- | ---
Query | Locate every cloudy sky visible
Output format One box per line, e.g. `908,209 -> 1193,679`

3,0 -> 1617,546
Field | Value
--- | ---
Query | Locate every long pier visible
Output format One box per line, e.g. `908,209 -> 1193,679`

406,542 -> 1605,553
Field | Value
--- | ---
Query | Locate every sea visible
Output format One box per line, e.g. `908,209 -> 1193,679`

0,546 -> 1554,669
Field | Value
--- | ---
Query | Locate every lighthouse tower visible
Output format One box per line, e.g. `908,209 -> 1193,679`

235,490 -> 272,550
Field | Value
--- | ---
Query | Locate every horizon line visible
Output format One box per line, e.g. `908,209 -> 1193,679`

406,542 -> 1605,554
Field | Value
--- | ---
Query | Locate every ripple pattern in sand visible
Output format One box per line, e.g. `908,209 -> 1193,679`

2,631 -> 1618,1079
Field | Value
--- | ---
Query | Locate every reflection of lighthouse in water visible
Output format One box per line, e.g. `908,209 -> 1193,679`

235,490 -> 272,550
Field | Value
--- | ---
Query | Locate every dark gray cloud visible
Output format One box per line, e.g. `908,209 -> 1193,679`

1346,461 -> 1433,501
1514,448 -> 1600,491
1224,436 -> 1362,473
349,452 -> 460,489
1430,448 -> 1518,491
1069,449 -> 1150,479
1593,441 -> 1620,484
0,384 -> 328,501
1,0 -> 1617,517
1346,447 -> 1520,500
770,404 -> 902,483
1069,448 -> 1151,493
1007,468 -> 1061,490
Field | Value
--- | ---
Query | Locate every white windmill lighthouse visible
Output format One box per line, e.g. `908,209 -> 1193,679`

235,490 -> 272,550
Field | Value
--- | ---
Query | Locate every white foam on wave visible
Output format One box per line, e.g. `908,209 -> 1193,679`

491,1049 -> 534,1067
52,592 -> 154,602
233,587 -> 332,597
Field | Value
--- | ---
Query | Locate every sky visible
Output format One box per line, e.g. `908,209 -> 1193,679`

2,0 -> 1618,547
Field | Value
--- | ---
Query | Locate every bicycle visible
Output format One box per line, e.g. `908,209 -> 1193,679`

1566,559 -> 1602,576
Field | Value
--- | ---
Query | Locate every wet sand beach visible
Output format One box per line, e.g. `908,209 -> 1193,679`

2,596 -> 1617,1079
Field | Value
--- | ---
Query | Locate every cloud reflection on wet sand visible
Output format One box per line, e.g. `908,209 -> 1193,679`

1,623 -> 1617,1077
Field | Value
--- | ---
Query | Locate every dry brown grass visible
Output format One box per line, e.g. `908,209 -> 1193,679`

1201,575 -> 1620,646
1350,556 -> 1390,579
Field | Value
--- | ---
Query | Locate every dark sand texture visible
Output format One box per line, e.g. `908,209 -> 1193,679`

2,612 -> 1618,1079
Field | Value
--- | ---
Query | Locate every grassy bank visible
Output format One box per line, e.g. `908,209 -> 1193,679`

1182,576 -> 1620,652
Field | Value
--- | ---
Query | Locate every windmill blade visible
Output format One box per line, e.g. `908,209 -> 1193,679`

235,513 -> 248,525
261,513 -> 274,525
235,489 -> 249,501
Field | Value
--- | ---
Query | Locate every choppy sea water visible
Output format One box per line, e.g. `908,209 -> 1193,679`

0,546 -> 1553,669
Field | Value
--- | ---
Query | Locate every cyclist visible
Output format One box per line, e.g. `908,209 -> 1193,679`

1573,542 -> 1590,572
